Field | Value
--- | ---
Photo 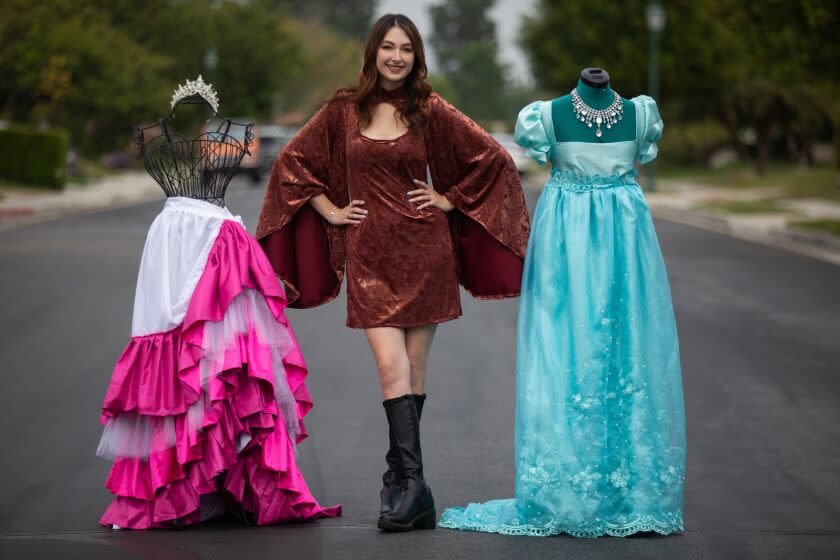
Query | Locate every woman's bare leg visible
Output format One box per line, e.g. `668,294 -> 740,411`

405,324 -> 437,395
365,326 -> 411,399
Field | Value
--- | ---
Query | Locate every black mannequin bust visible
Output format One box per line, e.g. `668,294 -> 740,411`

135,83 -> 254,207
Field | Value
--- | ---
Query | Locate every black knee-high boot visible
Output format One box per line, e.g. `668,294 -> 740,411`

380,394 -> 425,516
377,394 -> 435,531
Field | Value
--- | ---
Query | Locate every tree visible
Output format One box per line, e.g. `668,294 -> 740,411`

429,0 -> 497,75
448,42 -> 507,122
429,0 -> 507,122
211,1 -> 304,119
0,0 -> 308,155
0,0 -> 171,155
520,0 -> 840,173
428,74 -> 459,107
270,0 -> 380,40
97,0 -> 305,120
276,18 -> 364,119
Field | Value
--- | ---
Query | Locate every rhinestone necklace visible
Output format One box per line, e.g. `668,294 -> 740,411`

571,89 -> 623,139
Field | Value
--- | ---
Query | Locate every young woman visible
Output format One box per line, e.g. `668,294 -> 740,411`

256,14 -> 530,531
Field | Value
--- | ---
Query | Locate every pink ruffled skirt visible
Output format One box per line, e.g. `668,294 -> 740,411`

97,197 -> 340,529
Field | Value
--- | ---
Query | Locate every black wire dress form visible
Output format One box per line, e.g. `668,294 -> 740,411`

135,93 -> 254,207
97,80 -> 342,529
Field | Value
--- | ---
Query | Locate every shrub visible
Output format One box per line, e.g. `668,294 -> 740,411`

0,126 -> 69,189
659,119 -> 730,167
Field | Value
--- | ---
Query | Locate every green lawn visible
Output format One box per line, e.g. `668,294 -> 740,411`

700,199 -> 788,214
0,179 -> 62,192
1,158 -> 118,191
660,163 -> 840,200
789,219 -> 840,237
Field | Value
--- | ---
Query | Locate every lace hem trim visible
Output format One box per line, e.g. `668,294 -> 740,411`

546,169 -> 639,192
437,513 -> 683,539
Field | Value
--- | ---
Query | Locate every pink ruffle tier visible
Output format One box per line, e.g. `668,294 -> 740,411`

99,220 -> 341,528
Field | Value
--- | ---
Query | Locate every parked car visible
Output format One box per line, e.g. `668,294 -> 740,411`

492,133 -> 530,174
201,117 -> 262,182
252,124 -> 298,184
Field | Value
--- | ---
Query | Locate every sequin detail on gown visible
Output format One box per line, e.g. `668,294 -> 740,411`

438,96 -> 685,538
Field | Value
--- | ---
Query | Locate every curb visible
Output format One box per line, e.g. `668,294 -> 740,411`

650,206 -> 840,266
783,226 -> 840,253
649,206 -> 732,235
0,188 -> 161,231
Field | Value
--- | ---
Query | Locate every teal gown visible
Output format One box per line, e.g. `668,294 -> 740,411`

438,96 -> 686,538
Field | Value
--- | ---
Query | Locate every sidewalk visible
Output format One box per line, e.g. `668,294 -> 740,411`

647,179 -> 840,265
522,169 -> 840,266
4,170 -> 840,266
0,172 -> 160,230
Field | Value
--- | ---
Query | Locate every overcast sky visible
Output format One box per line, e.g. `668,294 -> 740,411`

377,0 -> 538,85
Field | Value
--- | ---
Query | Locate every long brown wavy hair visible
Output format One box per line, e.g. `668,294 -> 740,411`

333,14 -> 432,131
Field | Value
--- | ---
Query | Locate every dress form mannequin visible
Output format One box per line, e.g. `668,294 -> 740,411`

439,67 -> 682,540
551,68 -> 636,143
135,93 -> 253,206
97,76 -> 342,530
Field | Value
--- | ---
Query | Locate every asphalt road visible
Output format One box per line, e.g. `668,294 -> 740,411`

0,176 -> 838,559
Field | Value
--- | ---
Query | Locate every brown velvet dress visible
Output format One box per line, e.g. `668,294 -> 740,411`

345,120 -> 460,327
256,86 -> 530,329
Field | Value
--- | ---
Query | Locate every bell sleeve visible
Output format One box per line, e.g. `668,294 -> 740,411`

425,94 -> 531,299
632,95 -> 664,165
255,99 -> 349,308
513,101 -> 550,165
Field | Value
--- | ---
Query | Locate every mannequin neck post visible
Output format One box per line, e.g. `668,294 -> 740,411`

576,78 -> 615,110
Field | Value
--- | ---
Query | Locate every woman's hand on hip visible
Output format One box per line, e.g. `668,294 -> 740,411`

409,180 -> 455,212
331,200 -> 368,225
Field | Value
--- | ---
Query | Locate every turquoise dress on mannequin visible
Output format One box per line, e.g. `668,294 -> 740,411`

438,96 -> 686,538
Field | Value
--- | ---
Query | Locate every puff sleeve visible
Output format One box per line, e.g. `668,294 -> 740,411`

513,100 -> 550,166
633,95 -> 664,165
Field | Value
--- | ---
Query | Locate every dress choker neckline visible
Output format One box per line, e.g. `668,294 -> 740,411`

376,84 -> 408,102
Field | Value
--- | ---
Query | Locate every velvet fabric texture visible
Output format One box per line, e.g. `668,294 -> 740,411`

256,88 -> 530,327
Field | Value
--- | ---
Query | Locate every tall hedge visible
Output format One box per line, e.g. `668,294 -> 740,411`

0,127 -> 68,189
833,105 -> 840,170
